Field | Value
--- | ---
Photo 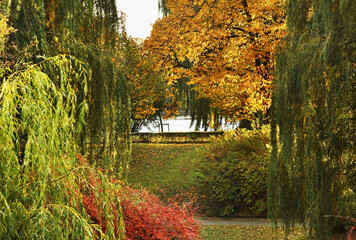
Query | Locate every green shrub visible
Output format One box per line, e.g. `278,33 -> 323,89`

196,127 -> 271,216
331,188 -> 356,235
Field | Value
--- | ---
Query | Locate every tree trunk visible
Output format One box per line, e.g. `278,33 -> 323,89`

238,119 -> 252,130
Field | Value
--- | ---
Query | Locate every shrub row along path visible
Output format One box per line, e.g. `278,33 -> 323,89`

197,217 -> 277,226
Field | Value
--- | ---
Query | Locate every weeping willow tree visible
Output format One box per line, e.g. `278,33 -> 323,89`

158,0 -> 169,16
2,0 -> 132,178
268,0 -> 356,239
0,55 -> 124,239
172,76 -> 219,130
47,0 -> 131,178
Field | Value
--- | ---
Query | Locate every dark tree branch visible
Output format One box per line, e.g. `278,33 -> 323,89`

171,51 -> 192,69
232,26 -> 248,33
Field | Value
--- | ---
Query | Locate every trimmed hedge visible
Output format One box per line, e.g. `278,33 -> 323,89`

132,131 -> 224,143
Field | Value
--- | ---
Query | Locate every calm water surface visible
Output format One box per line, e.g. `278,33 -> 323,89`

139,116 -> 238,133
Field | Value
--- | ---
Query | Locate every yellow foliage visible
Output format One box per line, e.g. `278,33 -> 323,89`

0,12 -> 15,52
118,38 -> 179,121
145,0 -> 286,120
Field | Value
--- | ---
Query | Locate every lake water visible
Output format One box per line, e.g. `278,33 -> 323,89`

139,116 -> 238,133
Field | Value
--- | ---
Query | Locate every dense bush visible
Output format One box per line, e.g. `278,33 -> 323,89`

196,127 -> 271,216
79,155 -> 201,240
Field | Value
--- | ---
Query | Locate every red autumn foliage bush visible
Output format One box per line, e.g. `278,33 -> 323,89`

76,154 -> 123,237
76,154 -> 201,239
120,186 -> 201,240
338,216 -> 356,240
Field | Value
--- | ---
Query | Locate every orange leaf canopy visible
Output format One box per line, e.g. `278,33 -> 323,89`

145,0 -> 286,120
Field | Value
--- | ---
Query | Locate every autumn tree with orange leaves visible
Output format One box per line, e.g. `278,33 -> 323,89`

145,0 -> 286,122
118,36 -> 179,132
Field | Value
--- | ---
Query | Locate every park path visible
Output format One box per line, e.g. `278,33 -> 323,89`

196,217 -> 276,226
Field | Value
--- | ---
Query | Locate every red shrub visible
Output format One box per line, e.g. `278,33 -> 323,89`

76,154 -> 122,237
119,187 -> 201,240
76,154 -> 201,239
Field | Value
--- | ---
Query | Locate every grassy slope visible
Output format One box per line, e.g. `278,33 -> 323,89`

128,143 -> 204,201
128,143 -> 347,239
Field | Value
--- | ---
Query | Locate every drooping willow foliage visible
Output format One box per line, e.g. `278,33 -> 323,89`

0,55 -> 124,239
2,0 -> 131,178
0,0 -> 130,237
173,77 -> 220,130
268,0 -> 356,239
158,0 -> 169,17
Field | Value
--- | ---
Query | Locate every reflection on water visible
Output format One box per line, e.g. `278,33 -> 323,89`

139,116 -> 238,133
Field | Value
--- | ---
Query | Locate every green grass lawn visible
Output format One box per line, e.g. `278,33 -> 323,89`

200,225 -> 347,240
128,143 -> 204,201
200,225 -> 306,240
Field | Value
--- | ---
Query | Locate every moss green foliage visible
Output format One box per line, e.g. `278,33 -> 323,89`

0,55 -> 124,239
269,0 -> 356,239
195,127 -> 271,217
8,0 -> 48,57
